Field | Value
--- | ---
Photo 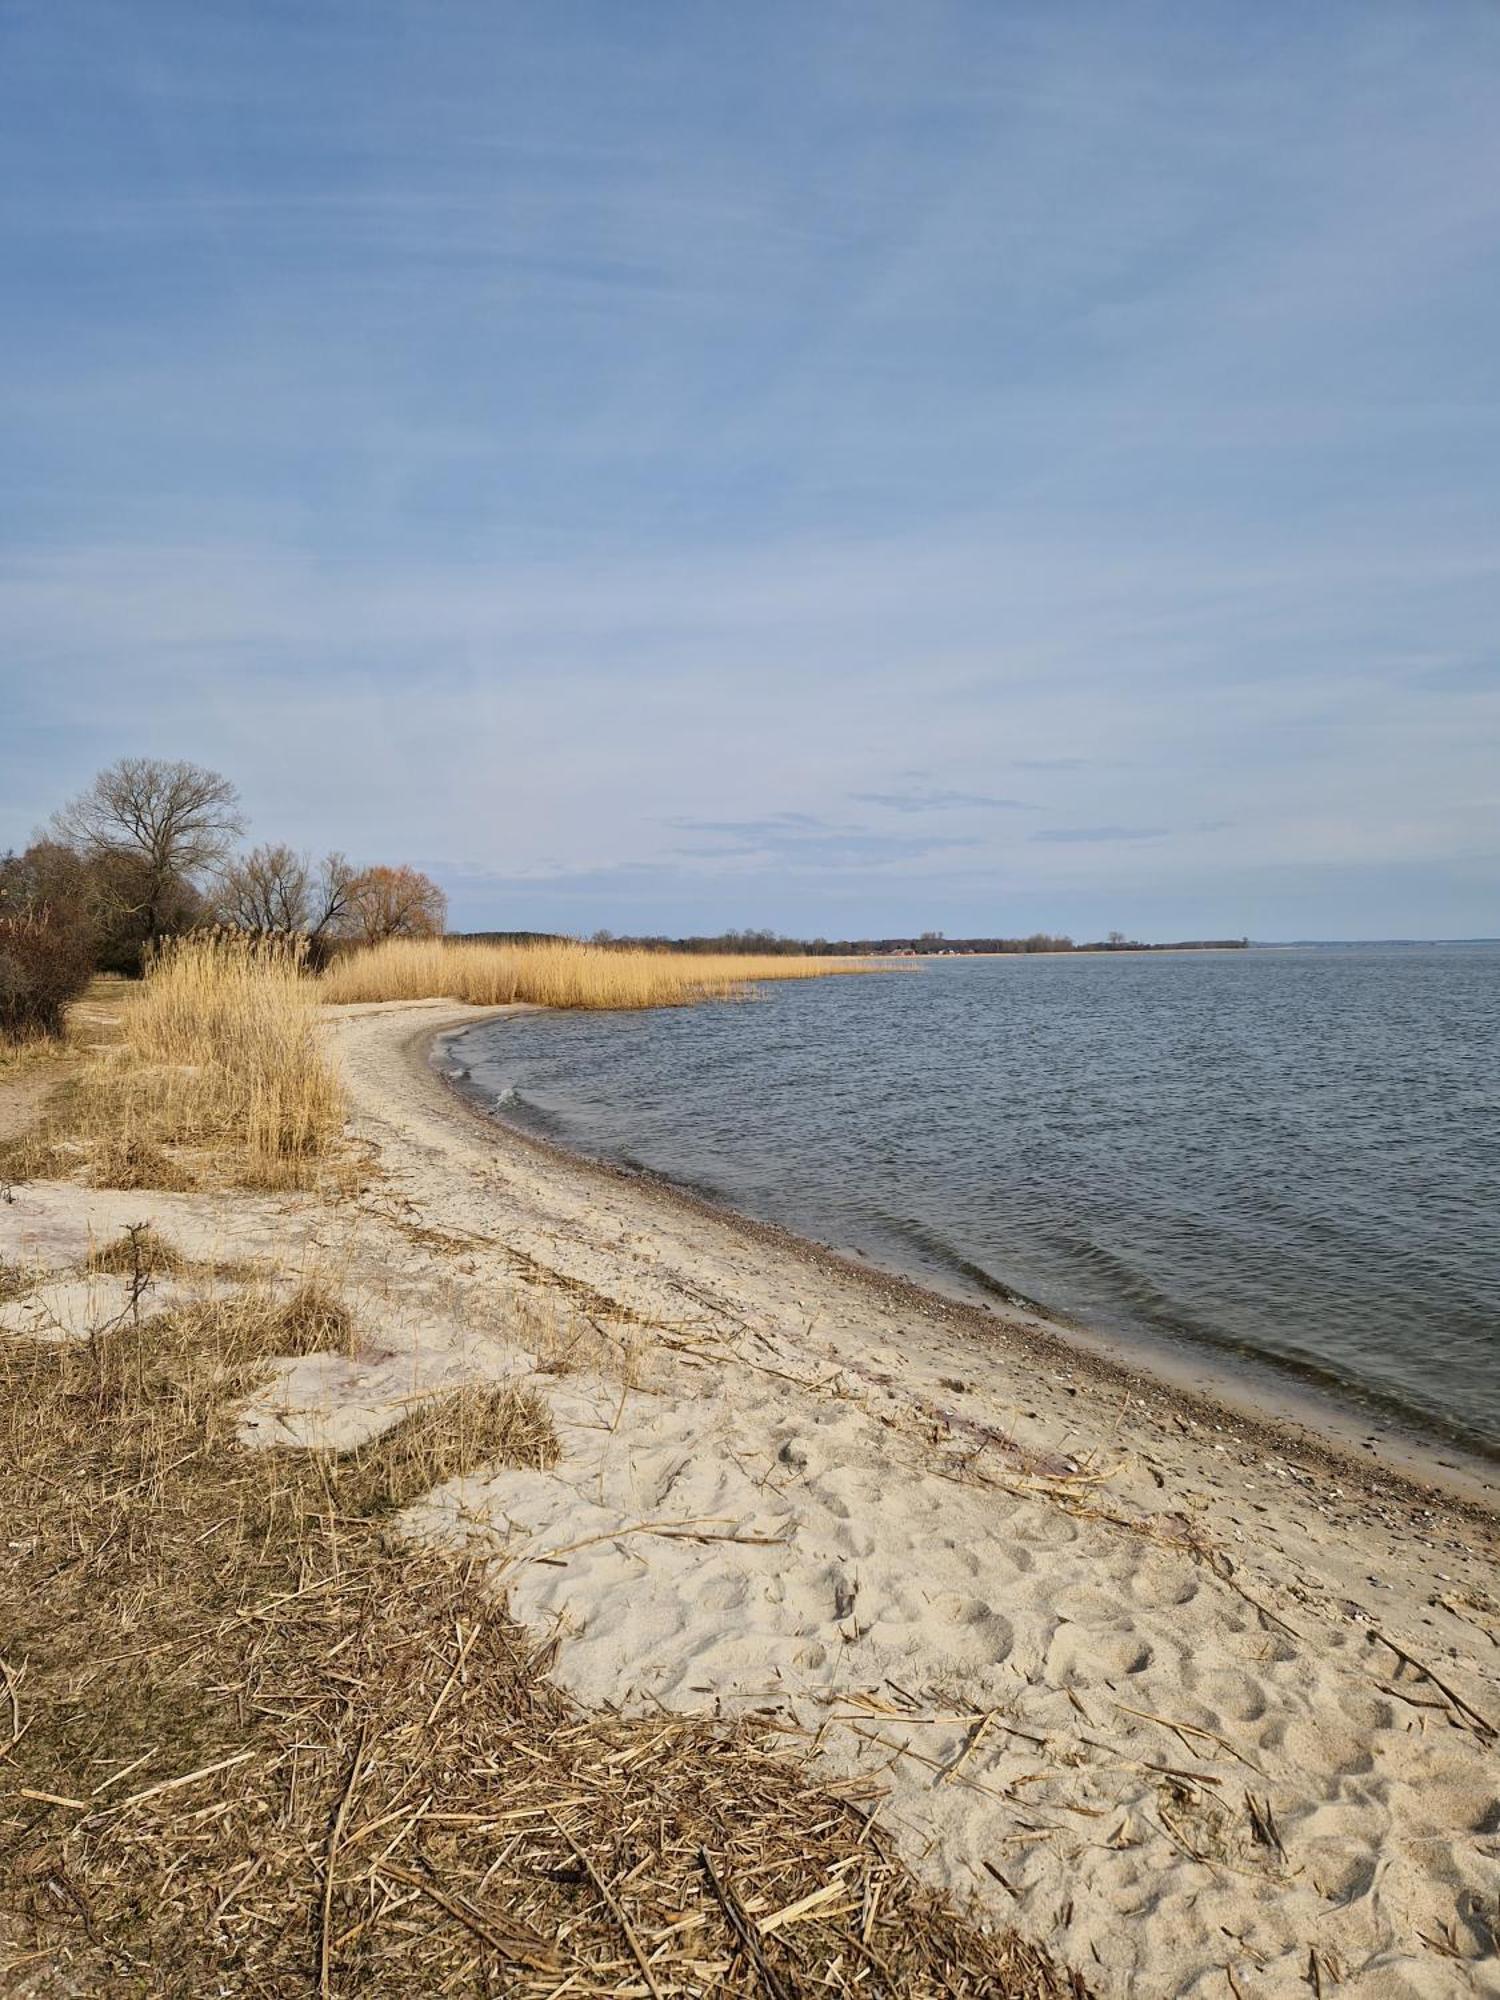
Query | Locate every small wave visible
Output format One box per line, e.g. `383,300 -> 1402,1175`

882,1214 -> 1500,1461
878,1215 -> 1048,1313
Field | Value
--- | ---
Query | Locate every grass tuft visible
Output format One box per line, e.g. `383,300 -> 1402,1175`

332,1382 -> 559,1518
274,1277 -> 358,1355
86,1136 -> 199,1191
86,1223 -> 188,1276
0,1258 -> 38,1304
153,1284 -> 362,1368
8,934 -> 345,1193
0,1132 -> 76,1184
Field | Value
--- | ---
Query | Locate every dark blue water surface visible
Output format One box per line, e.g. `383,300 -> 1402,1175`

453,947 -> 1500,1458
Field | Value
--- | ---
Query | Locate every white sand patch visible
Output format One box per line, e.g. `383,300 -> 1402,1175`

0,1181 -> 319,1275
402,1373 -> 1500,1998
240,1325 -> 538,1451
0,1273 -> 206,1340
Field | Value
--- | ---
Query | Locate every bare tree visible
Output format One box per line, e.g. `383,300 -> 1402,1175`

217,843 -> 313,933
217,845 -> 363,957
53,758 -> 244,947
348,864 -> 447,943
308,852 -> 361,943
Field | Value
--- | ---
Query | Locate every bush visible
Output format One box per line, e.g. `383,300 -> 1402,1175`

0,908 -> 95,1040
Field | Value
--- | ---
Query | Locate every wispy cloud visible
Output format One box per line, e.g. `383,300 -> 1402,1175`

1031,825 -> 1169,845
668,813 -> 834,839
667,812 -> 977,870
851,786 -> 1032,813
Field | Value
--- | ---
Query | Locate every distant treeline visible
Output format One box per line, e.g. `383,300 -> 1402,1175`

450,931 -> 569,948
560,929 -> 1250,957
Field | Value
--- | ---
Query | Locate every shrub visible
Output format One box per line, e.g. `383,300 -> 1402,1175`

0,908 -> 95,1040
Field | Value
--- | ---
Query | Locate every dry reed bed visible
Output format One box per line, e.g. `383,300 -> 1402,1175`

320,936 -> 879,1010
1,935 -> 345,1194
0,1234 -> 1081,1997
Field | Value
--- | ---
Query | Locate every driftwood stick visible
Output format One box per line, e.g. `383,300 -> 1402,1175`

551,1813 -> 665,2000
700,1846 -> 797,2000
1370,1628 -> 1497,1738
319,1724 -> 369,1997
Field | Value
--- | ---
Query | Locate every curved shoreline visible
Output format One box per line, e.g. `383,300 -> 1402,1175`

432,1008 -> 1500,1519
308,998 -> 1500,1994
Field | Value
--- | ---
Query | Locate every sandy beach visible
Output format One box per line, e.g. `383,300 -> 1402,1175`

5,997 -> 1498,1997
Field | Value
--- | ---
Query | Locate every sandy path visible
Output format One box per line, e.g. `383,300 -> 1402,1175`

0,1070 -> 59,1145
5,998 -> 1497,1996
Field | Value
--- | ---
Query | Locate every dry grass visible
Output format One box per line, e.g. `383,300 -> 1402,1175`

85,1224 -> 187,1278
0,1131 -> 78,1188
0,976 -> 128,1070
321,936 -> 878,1011
85,1134 -> 199,1192
161,1284 -> 365,1365
0,1277 -> 1081,1997
7,935 -> 345,1194
516,1283 -> 646,1385
274,1277 -> 359,1355
0,1035 -> 68,1085
0,1259 -> 36,1305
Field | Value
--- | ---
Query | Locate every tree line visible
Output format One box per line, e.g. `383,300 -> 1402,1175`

1,757 -> 446,1037
585,928 -> 1249,956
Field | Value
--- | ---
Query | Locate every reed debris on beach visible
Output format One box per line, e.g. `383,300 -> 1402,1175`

0,1236 -> 1079,1998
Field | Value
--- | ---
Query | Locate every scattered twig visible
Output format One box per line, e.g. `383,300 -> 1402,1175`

551,1812 -> 665,2000
1368,1627 -> 1497,1739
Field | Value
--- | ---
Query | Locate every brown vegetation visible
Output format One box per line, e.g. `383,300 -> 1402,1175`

214,843 -> 362,945
0,909 -> 96,1041
320,936 -> 876,1010
49,757 -> 245,970
0,1277 -> 1077,1996
214,848 -> 448,955
3,761 -> 455,1044
86,932 -> 344,1189
3,933 -> 345,1194
343,862 -> 448,944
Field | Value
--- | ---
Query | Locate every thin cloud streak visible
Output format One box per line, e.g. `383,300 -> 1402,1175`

1032,826 -> 1170,845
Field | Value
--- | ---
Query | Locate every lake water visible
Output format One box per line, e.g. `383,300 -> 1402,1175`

450,946 -> 1500,1460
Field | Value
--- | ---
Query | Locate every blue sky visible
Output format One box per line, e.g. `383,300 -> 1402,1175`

2,1 -> 1497,940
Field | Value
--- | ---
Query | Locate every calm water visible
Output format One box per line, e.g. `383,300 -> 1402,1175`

451,947 -> 1500,1458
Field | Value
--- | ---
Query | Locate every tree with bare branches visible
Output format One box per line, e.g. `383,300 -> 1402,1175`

52,758 -> 245,954
217,845 -> 362,957
217,843 -> 311,934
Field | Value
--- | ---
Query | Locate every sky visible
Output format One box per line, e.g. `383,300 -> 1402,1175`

2,1 -> 1497,941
